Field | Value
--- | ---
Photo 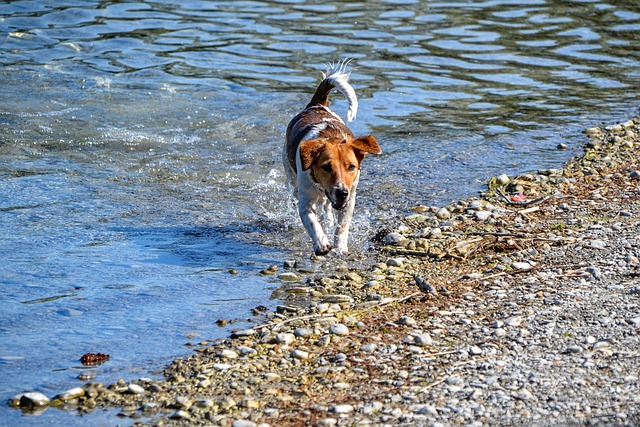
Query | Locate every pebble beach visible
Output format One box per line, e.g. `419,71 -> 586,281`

9,118 -> 640,426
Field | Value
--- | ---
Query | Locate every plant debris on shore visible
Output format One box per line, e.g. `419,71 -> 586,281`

10,118 -> 640,426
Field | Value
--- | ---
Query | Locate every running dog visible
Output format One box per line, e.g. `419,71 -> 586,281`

283,60 -> 381,255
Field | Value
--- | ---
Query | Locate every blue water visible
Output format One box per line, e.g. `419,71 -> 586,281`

1,0 -> 639,425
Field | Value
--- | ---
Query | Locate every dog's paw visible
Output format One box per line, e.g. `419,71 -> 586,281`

336,244 -> 350,256
314,242 -> 332,256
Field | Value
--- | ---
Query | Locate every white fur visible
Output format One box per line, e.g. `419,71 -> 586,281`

323,60 -> 358,122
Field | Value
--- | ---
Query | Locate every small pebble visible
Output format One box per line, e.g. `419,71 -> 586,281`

127,384 -> 145,395
588,239 -> 607,250
231,329 -> 256,338
220,349 -> 239,359
278,272 -> 300,281
413,334 -> 433,347
398,316 -> 417,326
512,262 -> 532,271
360,343 -> 377,352
517,388 -> 535,400
363,401 -> 383,414
292,350 -> 309,360
475,211 -> 492,221
496,174 -> 510,185
469,346 -> 483,355
436,207 -> 451,219
276,333 -> 296,345
329,323 -> 349,336
386,258 -> 404,267
18,392 -> 50,408
330,404 -> 354,414
626,316 -> 640,326
294,328 -> 313,338
53,387 -> 85,403
504,316 -> 522,327
169,410 -> 191,420
383,232 -> 406,245
563,345 -> 583,354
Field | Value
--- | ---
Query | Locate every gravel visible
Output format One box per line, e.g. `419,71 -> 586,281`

8,118 -> 640,426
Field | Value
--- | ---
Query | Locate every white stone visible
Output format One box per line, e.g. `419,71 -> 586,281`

593,341 -> 611,350
127,384 -> 145,395
231,329 -> 256,338
627,316 -> 640,326
496,174 -> 510,185
237,346 -> 257,356
213,363 -> 232,370
330,404 -> 354,414
504,316 -> 522,327
383,232 -> 406,245
53,387 -> 85,402
517,388 -> 535,400
220,349 -> 239,359
291,350 -> 309,360
363,401 -> 383,414
329,323 -> 349,336
436,207 -> 450,219
475,210 -> 492,221
386,257 -> 404,267
19,392 -> 50,408
469,346 -> 483,355
275,333 -> 296,345
360,343 -> 377,352
512,262 -> 532,271
415,405 -> 438,415
278,272 -> 300,281
413,334 -> 433,347
398,316 -> 416,326
588,239 -> 607,249
469,200 -> 484,210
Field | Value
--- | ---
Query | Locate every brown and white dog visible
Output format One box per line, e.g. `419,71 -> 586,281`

283,60 -> 381,256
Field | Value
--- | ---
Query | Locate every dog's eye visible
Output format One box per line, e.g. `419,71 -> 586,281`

322,164 -> 332,172
347,164 -> 357,172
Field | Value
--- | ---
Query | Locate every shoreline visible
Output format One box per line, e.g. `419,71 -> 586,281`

10,118 -> 640,426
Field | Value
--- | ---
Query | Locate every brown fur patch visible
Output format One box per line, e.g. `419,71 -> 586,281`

311,140 -> 361,194
299,135 -> 382,198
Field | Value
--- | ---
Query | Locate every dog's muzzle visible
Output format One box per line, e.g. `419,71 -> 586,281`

327,188 -> 350,211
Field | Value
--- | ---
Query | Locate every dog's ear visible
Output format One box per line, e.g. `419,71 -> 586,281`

351,135 -> 382,155
299,139 -> 326,171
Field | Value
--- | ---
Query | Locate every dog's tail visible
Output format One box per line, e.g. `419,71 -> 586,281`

306,59 -> 358,122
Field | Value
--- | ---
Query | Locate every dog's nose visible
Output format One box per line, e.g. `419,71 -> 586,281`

335,189 -> 349,200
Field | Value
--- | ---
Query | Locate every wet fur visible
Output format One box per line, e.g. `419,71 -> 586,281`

283,61 -> 381,255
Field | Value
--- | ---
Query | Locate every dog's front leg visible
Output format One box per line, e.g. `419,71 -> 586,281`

334,192 -> 357,255
323,199 -> 335,230
299,197 -> 331,256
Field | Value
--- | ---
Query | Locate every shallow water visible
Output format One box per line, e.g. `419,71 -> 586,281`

1,0 -> 639,424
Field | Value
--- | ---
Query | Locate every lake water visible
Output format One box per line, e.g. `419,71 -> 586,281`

1,0 -> 638,425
